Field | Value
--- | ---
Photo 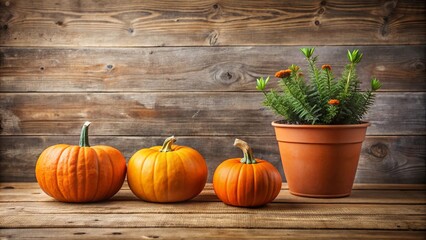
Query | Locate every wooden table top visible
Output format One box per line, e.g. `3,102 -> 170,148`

1,182 -> 425,239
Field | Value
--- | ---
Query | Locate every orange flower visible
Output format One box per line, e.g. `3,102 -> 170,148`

328,99 -> 340,105
275,69 -> 292,78
322,64 -> 332,71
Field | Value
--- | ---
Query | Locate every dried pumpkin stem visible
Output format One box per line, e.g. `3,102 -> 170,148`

160,136 -> 176,152
79,121 -> 91,147
234,139 -> 257,164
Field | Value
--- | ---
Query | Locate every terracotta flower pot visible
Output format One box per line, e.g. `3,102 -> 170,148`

272,121 -> 370,198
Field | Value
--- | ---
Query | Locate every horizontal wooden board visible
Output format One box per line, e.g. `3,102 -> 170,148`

0,0 -> 425,46
2,202 -> 425,215
3,182 -> 426,190
1,213 -> 425,230
1,228 -> 425,240
0,92 -> 424,136
1,136 -> 424,183
1,184 -> 425,239
1,46 -> 425,92
2,183 -> 426,204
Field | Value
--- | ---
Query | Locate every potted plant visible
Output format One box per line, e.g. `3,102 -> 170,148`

256,48 -> 382,198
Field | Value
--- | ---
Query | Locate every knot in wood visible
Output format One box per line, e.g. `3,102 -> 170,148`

369,143 -> 389,158
380,19 -> 390,38
383,0 -> 397,15
212,63 -> 244,85
414,61 -> 424,70
217,70 -> 238,84
144,235 -> 159,239
224,72 -> 232,80
208,30 -> 219,46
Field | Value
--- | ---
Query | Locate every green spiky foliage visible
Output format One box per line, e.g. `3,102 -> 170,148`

256,48 -> 382,125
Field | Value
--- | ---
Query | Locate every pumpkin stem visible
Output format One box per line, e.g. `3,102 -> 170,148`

160,136 -> 176,152
234,139 -> 257,164
79,121 -> 91,147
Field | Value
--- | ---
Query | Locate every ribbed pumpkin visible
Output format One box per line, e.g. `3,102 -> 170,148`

127,136 -> 208,202
213,139 -> 282,207
35,122 -> 127,202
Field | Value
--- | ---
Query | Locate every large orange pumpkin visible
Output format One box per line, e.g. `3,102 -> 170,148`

213,139 -> 282,207
127,136 -> 208,202
35,121 -> 126,202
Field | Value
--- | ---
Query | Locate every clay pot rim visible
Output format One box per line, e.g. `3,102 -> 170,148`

271,121 -> 371,129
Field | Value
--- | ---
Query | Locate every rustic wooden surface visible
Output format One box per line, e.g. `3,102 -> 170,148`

1,0 -> 425,46
0,92 -> 424,136
1,136 -> 425,183
0,183 -> 425,239
1,46 -> 425,92
0,0 -> 425,183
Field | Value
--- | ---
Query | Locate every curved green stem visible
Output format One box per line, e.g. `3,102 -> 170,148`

79,121 -> 91,147
160,136 -> 176,152
344,63 -> 354,94
326,70 -> 332,93
234,139 -> 257,164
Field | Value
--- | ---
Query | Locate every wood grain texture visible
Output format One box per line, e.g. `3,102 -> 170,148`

1,183 -> 425,239
0,93 -> 424,136
1,228 -> 425,240
0,0 -> 425,46
2,213 -> 425,229
0,0 -> 425,185
2,183 -> 426,204
2,202 -> 425,215
1,46 -> 425,92
3,182 -> 426,190
1,136 -> 424,183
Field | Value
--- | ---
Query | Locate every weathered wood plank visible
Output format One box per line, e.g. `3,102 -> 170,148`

3,182 -> 426,190
1,228 -> 425,240
357,136 -> 426,184
1,136 -> 424,183
1,183 -> 425,204
0,93 -> 424,136
1,46 -> 424,92
1,213 -> 425,230
1,202 -> 425,215
0,0 -> 425,46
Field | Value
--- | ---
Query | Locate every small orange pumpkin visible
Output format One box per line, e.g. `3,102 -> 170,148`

213,139 -> 282,207
127,136 -> 208,202
35,122 -> 126,202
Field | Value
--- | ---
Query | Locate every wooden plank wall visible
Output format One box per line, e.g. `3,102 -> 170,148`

0,0 -> 425,183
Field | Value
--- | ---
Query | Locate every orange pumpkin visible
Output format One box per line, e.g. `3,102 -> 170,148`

213,139 -> 282,207
127,136 -> 208,202
35,121 -> 126,202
